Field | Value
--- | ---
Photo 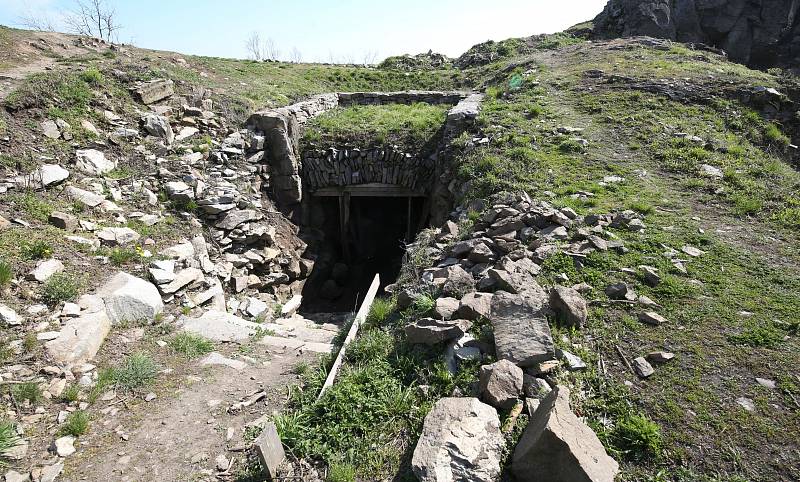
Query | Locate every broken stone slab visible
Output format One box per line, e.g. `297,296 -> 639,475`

605,282 -> 636,301
48,212 -> 77,231
3,470 -> 30,482
490,290 -> 554,367
159,267 -> 204,295
0,304 -> 20,326
439,265 -> 475,298
512,386 -> 619,482
95,272 -> 164,325
456,292 -> 493,320
254,422 -> 286,479
45,310 -> 111,365
638,311 -> 667,326
158,241 -> 195,260
257,335 -> 333,354
51,436 -> 75,457
433,297 -> 460,320
201,352 -> 247,371
24,164 -> 70,188
549,285 -> 588,328
96,227 -> 140,246
27,259 -> 64,283
65,186 -> 105,208
134,79 -> 174,105
404,318 -> 471,345
75,149 -> 116,175
42,119 -> 60,139
181,310 -> 261,343
633,357 -> 655,378
214,209 -> 262,231
479,359 -> 523,410
444,334 -> 482,374
412,397 -> 504,482
281,294 -> 302,316
142,113 -> 174,144
647,351 -> 675,364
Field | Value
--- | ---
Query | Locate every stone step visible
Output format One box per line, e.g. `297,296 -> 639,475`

261,322 -> 336,344
258,335 -> 334,354
273,316 -> 340,333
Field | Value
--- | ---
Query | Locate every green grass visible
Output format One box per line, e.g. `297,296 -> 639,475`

41,273 -> 80,304
327,462 -> 357,482
113,352 -> 159,391
0,260 -> 11,286
59,410 -> 89,437
168,332 -> 214,358
0,419 -> 19,467
302,103 -> 448,151
105,247 -> 139,266
60,384 -> 80,403
11,381 -> 42,404
10,192 -> 53,222
365,298 -> 394,327
21,239 -> 53,260
613,414 -> 663,461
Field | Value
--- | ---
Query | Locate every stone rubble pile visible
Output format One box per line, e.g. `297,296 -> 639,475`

405,191 -> 695,481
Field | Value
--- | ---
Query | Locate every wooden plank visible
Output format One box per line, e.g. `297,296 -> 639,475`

313,183 -> 426,198
317,274 -> 381,400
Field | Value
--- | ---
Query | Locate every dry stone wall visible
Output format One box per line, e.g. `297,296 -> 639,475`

246,91 -> 483,221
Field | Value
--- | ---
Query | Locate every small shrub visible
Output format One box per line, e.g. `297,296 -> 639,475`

42,273 -> 79,304
59,410 -> 89,437
169,333 -> 214,358
79,67 -> 104,85
345,329 -> 393,363
613,414 -> 662,460
327,462 -> 356,482
12,381 -> 42,404
114,352 -> 158,390
0,260 -> 12,286
412,294 -> 435,314
22,332 -> 37,353
21,240 -> 53,260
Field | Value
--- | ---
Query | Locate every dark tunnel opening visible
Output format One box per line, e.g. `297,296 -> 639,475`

301,192 -> 427,312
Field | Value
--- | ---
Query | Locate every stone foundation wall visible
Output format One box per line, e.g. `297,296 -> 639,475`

245,91 -> 483,220
301,146 -> 435,191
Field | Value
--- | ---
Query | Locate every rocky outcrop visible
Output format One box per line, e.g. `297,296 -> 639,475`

593,0 -> 800,67
412,397 -> 505,482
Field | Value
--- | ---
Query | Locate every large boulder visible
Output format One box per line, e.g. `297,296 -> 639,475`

405,318 -> 471,345
134,79 -> 174,104
412,397 -> 505,482
550,285 -> 588,328
512,386 -> 619,482
478,359 -> 523,410
96,272 -> 163,325
490,290 -> 554,367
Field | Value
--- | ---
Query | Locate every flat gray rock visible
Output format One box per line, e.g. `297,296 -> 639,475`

27,259 -> 64,283
490,290 -> 554,367
46,310 -> 111,365
181,310 -> 260,342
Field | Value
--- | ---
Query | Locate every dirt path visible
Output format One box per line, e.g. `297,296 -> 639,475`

64,345 -> 316,482
0,30 -> 107,101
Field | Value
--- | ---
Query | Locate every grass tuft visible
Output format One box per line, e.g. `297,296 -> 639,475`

41,273 -> 79,304
59,410 -> 89,437
0,260 -> 12,286
113,352 -> 159,390
168,332 -> 214,358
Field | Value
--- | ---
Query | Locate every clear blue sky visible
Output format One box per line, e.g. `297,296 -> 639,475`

0,0 -> 608,62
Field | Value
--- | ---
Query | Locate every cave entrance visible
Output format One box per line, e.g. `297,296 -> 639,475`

301,183 -> 428,313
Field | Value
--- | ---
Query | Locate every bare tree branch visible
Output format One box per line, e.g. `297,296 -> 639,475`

17,11 -> 57,32
64,0 -> 120,43
245,31 -> 264,61
290,46 -> 303,63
